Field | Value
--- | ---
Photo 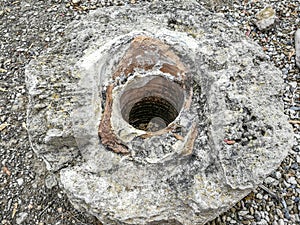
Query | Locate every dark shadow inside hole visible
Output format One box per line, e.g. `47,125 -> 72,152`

129,96 -> 178,132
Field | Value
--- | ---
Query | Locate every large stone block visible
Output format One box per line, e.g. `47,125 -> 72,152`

26,1 -> 294,224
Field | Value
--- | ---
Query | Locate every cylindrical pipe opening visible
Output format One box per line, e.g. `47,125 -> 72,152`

120,76 -> 185,132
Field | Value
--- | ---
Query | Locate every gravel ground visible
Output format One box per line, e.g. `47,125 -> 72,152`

0,0 -> 299,225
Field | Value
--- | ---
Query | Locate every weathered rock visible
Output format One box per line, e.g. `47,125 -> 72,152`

25,1 -> 294,224
255,6 -> 276,30
295,29 -> 300,68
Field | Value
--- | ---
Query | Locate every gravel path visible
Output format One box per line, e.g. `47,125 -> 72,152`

0,0 -> 299,224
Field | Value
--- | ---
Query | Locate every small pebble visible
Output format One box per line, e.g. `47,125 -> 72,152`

276,208 -> 284,219
238,210 -> 249,217
295,214 -> 300,223
287,176 -> 297,185
72,0 -> 81,4
291,163 -> 299,170
254,211 -> 261,221
264,177 -> 277,185
284,210 -> 291,220
289,81 -> 298,89
44,173 -> 57,189
259,219 -> 268,225
255,6 -> 276,30
256,193 -> 263,200
275,171 -> 282,179
17,178 -> 24,186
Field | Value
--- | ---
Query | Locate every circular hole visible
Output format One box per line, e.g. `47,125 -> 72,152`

120,76 -> 185,132
129,96 -> 178,131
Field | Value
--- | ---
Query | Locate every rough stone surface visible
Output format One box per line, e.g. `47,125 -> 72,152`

25,1 -> 294,224
255,6 -> 277,30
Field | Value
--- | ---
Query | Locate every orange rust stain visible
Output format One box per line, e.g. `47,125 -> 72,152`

98,85 -> 129,154
112,36 -> 186,79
